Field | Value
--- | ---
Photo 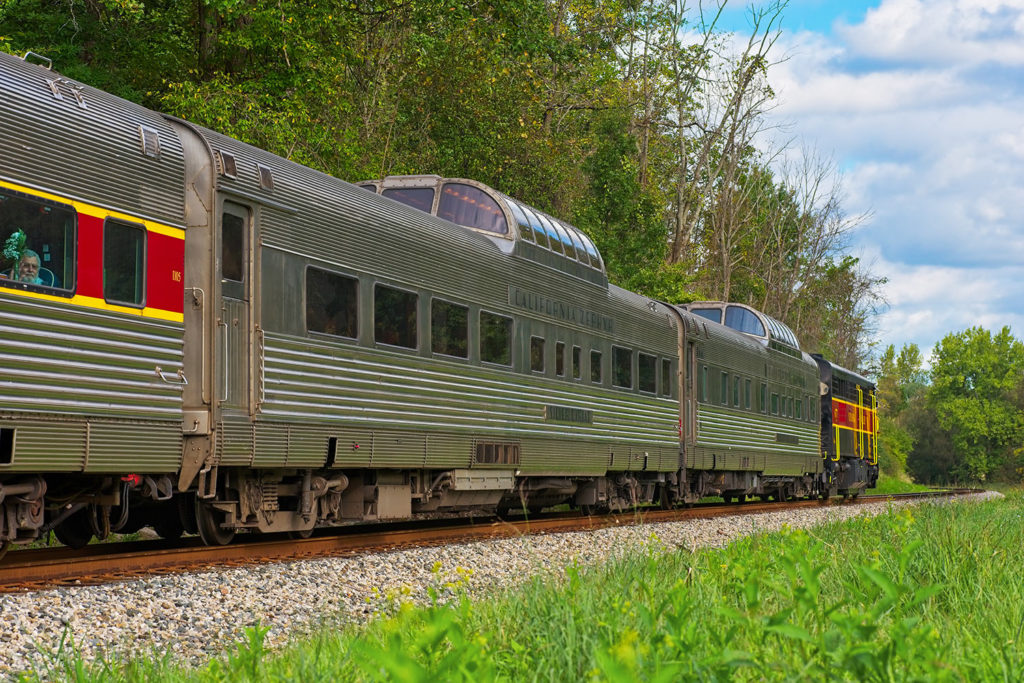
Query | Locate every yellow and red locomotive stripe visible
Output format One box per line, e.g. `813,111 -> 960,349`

0,179 -> 184,322
830,395 -> 878,464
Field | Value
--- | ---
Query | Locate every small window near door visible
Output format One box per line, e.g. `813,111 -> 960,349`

591,350 -> 603,383
531,336 -> 545,372
221,212 -> 245,282
555,342 -> 566,377
104,219 -> 146,306
639,353 -> 656,393
572,346 -> 581,380
661,358 -> 672,396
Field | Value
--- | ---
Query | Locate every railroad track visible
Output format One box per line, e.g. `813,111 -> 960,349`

0,489 -> 977,593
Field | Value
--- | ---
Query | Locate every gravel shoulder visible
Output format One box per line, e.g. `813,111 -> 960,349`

0,492 -> 1002,678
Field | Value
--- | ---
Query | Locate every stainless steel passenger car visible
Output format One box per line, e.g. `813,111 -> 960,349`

0,52 -> 875,552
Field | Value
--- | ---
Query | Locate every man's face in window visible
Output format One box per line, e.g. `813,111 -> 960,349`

18,254 -> 39,282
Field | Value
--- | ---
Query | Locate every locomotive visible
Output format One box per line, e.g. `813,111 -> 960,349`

0,51 -> 877,554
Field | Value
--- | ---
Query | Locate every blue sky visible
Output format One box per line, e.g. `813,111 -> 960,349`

722,0 -> 1024,361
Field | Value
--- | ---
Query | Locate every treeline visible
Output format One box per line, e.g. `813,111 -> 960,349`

1,0 -> 882,367
876,327 -> 1024,484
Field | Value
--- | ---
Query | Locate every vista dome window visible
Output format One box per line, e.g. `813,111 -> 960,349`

438,183 -> 507,235
725,306 -> 766,336
382,187 -> 435,213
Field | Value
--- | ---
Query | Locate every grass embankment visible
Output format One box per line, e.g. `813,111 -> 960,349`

26,490 -> 1024,682
871,473 -> 937,495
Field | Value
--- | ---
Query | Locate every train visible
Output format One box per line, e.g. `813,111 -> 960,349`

0,50 -> 877,554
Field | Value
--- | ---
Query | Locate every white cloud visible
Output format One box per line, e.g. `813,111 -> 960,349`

869,250 -> 1024,354
760,0 -> 1024,356
839,0 -> 1024,66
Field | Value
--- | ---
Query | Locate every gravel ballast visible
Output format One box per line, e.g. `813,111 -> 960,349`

0,492 -> 1001,677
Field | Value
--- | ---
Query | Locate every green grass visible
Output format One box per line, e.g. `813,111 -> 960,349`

871,473 -> 937,495
21,490 -> 1024,682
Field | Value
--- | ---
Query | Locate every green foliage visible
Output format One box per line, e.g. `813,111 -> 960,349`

25,494 -> 1024,681
924,327 -> 1024,482
874,342 -> 927,478
1,0 -> 875,356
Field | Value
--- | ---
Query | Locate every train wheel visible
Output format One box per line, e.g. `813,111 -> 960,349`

195,498 -> 235,546
53,509 -> 93,549
289,528 -> 314,539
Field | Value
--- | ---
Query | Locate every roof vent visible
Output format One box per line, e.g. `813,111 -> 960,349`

138,125 -> 161,158
70,86 -> 87,110
216,150 -> 238,179
46,79 -> 63,101
257,164 -> 274,191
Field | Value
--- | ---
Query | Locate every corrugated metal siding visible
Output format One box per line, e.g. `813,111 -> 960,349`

0,418 -> 180,473
85,421 -> 180,472
257,334 -> 678,474
218,418 -> 254,467
0,419 -> 85,471
697,405 -> 818,457
0,293 -> 183,472
0,295 -> 184,419
0,53 -> 185,227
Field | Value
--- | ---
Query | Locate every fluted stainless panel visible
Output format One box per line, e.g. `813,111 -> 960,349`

258,334 -> 679,474
85,422 -> 180,472
0,295 -> 184,419
0,53 -> 185,227
0,419 -> 85,471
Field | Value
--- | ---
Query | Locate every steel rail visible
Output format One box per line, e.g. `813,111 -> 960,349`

0,489 -> 979,593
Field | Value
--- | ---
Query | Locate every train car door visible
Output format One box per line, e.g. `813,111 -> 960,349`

219,201 -> 252,415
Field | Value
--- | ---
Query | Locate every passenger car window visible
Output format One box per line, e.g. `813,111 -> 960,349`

431,299 -> 468,357
691,308 -> 722,324
221,211 -> 245,283
480,312 -> 512,365
720,372 -> 728,405
0,189 -> 75,292
591,350 -> 603,383
556,342 -> 566,377
572,346 -> 581,380
531,336 -> 545,372
725,306 -> 766,336
612,346 -> 633,389
307,268 -> 358,338
639,353 -> 656,393
375,284 -> 418,349
661,358 -> 672,396
382,187 -> 435,213
104,219 -> 146,306
438,183 -> 507,234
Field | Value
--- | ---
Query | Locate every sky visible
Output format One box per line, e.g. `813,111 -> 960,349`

718,0 -> 1024,363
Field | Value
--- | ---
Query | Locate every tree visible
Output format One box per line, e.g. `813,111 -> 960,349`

874,343 -> 926,479
921,327 -> 1024,482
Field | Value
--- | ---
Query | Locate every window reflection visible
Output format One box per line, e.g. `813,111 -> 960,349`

382,187 -> 435,213
0,189 -> 75,291
438,183 -> 507,234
